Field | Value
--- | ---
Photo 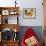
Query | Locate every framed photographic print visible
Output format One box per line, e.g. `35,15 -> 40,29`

23,8 -> 36,19
9,9 -> 18,15
9,10 -> 15,15
2,10 -> 9,15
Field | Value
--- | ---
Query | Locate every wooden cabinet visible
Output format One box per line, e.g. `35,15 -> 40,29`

0,7 -> 19,46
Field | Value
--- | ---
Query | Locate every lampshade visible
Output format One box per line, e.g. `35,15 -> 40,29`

13,28 -> 17,32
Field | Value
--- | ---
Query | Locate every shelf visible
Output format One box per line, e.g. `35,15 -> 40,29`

0,24 -> 19,32
1,15 -> 18,24
0,7 -> 19,15
2,40 -> 19,43
0,7 -> 19,46
0,7 -> 19,24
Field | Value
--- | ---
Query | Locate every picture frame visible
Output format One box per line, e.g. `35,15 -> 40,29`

9,10 -> 18,15
2,10 -> 9,15
23,8 -> 36,19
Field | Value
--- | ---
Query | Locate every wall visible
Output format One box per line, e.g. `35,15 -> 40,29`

0,0 -> 44,26
18,0 -> 44,26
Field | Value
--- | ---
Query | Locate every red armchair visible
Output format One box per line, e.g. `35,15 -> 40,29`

21,28 -> 41,46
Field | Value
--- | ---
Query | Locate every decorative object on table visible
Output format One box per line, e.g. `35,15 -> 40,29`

5,18 -> 8,24
13,32 -> 18,41
23,8 -> 36,19
2,16 -> 8,24
13,28 -> 18,41
9,9 -> 18,15
21,28 -> 41,46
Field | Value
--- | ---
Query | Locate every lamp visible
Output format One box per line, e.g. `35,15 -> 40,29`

15,0 -> 17,7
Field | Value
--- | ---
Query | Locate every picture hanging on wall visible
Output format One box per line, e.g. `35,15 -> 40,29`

23,8 -> 36,19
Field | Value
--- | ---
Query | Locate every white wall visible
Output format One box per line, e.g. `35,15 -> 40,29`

0,0 -> 44,26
